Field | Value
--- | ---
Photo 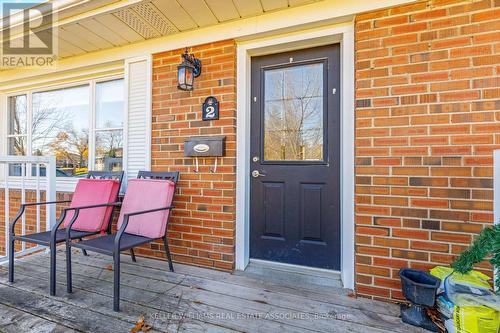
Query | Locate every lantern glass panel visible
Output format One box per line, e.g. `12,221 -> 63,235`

178,66 -> 186,87
185,67 -> 194,87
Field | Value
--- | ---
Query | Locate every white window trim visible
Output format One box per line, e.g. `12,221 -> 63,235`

2,74 -> 126,192
235,21 -> 355,289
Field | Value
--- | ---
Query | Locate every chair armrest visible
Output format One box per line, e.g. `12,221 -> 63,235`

64,202 -> 122,239
50,209 -> 69,243
113,206 -> 174,253
9,200 -> 72,236
123,205 -> 174,218
22,200 -> 71,207
65,202 -> 122,212
9,206 -> 26,236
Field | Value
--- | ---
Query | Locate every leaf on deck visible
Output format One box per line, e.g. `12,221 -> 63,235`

131,315 -> 152,333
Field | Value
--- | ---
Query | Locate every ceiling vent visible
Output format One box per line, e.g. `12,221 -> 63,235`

113,1 -> 177,39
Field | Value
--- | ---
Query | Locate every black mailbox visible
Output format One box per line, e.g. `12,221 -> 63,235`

184,136 -> 225,157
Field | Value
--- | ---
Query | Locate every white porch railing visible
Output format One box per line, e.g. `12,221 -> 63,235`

0,156 -> 56,262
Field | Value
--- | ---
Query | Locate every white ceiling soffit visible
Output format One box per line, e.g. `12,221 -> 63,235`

2,0 -> 322,62
112,2 -> 178,39
110,0 -> 321,38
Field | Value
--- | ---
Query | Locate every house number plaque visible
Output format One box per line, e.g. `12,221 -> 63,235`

202,96 -> 219,121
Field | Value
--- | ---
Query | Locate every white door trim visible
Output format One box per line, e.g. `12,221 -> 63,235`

235,21 -> 355,289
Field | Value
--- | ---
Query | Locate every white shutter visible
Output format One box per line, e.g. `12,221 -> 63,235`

124,56 -> 152,181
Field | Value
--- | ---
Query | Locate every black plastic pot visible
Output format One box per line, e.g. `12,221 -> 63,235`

399,268 -> 440,307
400,304 -> 439,332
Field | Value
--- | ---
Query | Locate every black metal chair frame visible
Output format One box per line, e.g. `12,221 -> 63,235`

8,171 -> 124,296
66,171 -> 179,312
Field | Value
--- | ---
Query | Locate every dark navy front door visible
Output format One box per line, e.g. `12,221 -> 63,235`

249,45 -> 341,270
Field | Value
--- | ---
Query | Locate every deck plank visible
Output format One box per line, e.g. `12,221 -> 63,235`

0,302 -> 81,333
0,251 -> 426,333
0,280 -> 151,333
7,260 -> 386,333
0,267 -> 238,333
64,251 -> 399,317
23,251 -> 422,333
59,256 -> 409,332
105,252 -> 396,316
1,263 -> 314,333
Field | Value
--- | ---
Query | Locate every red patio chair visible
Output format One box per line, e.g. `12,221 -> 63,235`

8,171 -> 123,296
65,171 -> 179,311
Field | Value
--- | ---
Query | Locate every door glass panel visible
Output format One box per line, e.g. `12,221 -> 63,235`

263,63 -> 324,161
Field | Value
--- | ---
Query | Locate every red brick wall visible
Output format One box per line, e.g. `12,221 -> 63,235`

355,0 -> 499,300
150,40 -> 236,270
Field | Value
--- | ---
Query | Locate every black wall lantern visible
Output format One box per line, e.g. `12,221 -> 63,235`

177,48 -> 202,91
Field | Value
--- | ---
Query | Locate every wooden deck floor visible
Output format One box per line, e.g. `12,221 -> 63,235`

0,250 -> 426,333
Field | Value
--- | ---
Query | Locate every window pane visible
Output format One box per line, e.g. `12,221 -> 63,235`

96,79 -> 124,129
95,130 -> 123,172
8,137 -> 26,176
8,95 -> 27,135
263,63 -> 324,161
32,85 -> 90,177
7,94 -> 27,176
8,137 -> 26,156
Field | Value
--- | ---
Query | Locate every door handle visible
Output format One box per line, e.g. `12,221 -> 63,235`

251,170 -> 266,178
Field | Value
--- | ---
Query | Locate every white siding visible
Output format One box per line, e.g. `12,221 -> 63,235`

125,56 -> 151,181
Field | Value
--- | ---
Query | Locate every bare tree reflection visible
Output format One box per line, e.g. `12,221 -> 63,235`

45,127 -> 89,170
31,87 -> 89,176
95,127 -> 123,172
264,64 -> 323,161
8,96 -> 27,155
